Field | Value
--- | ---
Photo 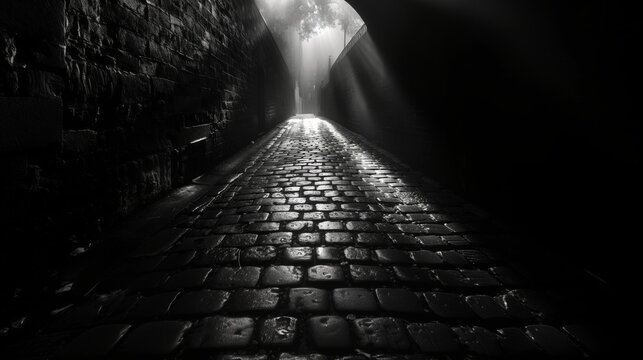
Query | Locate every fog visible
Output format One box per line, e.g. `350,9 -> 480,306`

254,0 -> 364,113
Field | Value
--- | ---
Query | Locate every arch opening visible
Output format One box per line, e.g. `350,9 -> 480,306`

254,0 -> 364,114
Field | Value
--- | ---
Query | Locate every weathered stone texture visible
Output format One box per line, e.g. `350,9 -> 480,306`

1,0 -> 293,239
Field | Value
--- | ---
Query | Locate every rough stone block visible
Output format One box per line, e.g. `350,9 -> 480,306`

352,318 -> 411,351
225,288 -> 280,312
170,290 -> 229,316
119,73 -> 151,104
332,288 -> 378,313
288,288 -> 329,313
261,266 -> 304,286
188,316 -> 254,349
117,321 -> 191,355
308,316 -> 352,350
127,292 -> 179,319
151,76 -> 176,98
81,64 -> 117,99
207,266 -> 261,289
375,288 -> 424,313
19,69 -> 64,99
260,317 -> 298,347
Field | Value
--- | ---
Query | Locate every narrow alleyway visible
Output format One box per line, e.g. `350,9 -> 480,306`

9,117 -> 607,359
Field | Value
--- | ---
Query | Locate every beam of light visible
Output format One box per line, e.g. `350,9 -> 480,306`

300,25 -> 345,88
326,31 -> 416,133
255,0 -> 365,113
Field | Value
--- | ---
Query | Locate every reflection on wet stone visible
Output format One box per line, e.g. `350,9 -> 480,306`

16,118 -> 605,359
260,316 -> 298,346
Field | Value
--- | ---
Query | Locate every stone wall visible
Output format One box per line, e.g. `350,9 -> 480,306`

0,0 -> 294,244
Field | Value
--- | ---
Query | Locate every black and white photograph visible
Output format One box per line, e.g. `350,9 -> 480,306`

1,1 -> 636,358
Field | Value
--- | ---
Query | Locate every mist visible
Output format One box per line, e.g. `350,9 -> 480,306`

254,0 -> 364,113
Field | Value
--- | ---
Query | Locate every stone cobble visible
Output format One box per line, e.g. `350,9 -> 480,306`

11,118 -> 604,358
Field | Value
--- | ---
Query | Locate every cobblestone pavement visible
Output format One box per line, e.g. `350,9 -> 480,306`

9,118 -> 608,359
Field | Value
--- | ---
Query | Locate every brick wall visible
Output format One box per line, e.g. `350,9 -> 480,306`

1,0 -> 294,243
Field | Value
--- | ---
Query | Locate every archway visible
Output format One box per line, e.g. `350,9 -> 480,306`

254,0 -> 364,114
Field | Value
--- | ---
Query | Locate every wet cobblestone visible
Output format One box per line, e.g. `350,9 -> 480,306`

260,316 -> 298,346
308,316 -> 352,350
11,118 -> 608,359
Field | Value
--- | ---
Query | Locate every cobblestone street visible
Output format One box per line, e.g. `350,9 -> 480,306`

9,117 -> 608,359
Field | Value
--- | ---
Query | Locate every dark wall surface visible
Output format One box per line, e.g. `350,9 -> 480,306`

0,0 -> 293,285
324,0 -> 637,281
